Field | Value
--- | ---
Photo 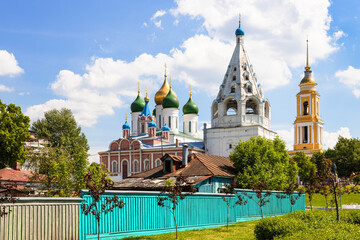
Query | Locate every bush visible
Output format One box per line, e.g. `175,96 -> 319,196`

342,210 -> 360,225
254,216 -> 305,240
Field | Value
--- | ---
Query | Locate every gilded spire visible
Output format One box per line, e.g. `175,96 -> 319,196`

154,64 -> 170,105
190,84 -> 192,98
169,76 -> 172,89
125,113 -> 127,121
144,86 -> 150,102
239,13 -> 241,25
137,81 -> 140,96
164,63 -> 167,78
305,38 -> 311,71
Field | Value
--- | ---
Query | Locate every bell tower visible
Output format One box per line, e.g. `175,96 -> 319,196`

290,39 -> 323,156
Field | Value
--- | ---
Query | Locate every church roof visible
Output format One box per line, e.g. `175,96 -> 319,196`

162,89 -> 179,109
139,98 -> 152,117
131,95 -> 145,113
182,96 -> 199,115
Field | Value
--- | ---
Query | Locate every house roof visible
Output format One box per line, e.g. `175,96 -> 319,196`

0,168 -> 33,182
113,153 -> 236,190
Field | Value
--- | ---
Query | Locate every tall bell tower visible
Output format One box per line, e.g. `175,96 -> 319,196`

290,40 -> 324,156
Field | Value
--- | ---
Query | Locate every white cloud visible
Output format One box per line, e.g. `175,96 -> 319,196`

0,84 -> 14,92
173,19 -> 179,26
0,50 -> 24,77
171,0 -> 342,90
323,127 -> 351,149
151,10 -> 167,29
276,126 -> 352,150
333,30 -> 347,41
335,66 -> 360,98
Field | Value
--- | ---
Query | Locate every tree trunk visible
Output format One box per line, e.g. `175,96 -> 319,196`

325,195 -> 328,212
227,207 -> 229,230
333,182 -> 340,221
98,219 -> 100,240
309,195 -> 313,211
260,205 -> 264,219
173,211 -> 178,239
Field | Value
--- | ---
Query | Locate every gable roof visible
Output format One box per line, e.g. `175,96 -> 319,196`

0,168 -> 33,182
193,153 -> 236,177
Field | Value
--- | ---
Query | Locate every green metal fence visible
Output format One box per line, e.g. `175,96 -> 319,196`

79,190 -> 305,239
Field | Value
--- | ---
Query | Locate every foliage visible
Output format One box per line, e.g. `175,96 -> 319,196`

31,108 -> 89,192
326,136 -> 360,178
157,175 -> 194,239
27,147 -> 73,196
255,210 -> 360,240
292,151 -> 317,182
81,163 -> 125,240
230,136 -> 298,190
0,182 -> 17,218
239,182 -> 273,219
0,100 -> 30,168
222,183 -> 248,230
276,182 -> 304,212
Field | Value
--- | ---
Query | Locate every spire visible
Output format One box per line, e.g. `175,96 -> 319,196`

235,13 -> 245,36
125,113 -> 127,121
190,84 -> 192,98
144,86 -> 149,102
305,38 -> 311,71
155,64 -> 170,105
164,63 -> 167,78
137,81 -> 140,96
239,13 -> 241,25
169,76 -> 172,89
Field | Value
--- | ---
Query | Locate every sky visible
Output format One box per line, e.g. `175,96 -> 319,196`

1,0 -> 360,162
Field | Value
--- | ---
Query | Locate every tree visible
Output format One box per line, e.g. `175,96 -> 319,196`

31,108 -> 89,192
222,183 -> 248,230
157,176 -> 194,239
292,151 -> 317,183
276,182 -> 304,213
0,100 -> 30,168
326,137 -> 360,178
230,136 -> 298,190
81,163 -> 125,240
27,147 -> 73,196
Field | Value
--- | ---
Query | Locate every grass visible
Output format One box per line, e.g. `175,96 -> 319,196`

305,192 -> 360,207
122,221 -> 258,240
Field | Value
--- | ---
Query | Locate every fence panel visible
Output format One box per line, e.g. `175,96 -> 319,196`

0,197 -> 81,240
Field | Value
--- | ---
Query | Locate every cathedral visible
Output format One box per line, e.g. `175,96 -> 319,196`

99,18 -> 323,179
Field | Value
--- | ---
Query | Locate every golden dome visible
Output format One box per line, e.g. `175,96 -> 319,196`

300,76 -> 316,84
154,65 -> 171,105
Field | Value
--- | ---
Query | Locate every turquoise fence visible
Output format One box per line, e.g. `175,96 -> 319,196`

79,190 -> 305,240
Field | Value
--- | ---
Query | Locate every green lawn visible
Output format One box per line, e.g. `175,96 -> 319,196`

305,192 -> 360,207
122,221 -> 258,240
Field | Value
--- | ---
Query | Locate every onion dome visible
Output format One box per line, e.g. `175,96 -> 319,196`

148,119 -> 156,128
162,123 -> 170,131
182,88 -> 199,115
131,83 -> 145,112
122,121 -> 130,130
155,65 -> 170,105
162,88 -> 179,109
235,14 -> 245,36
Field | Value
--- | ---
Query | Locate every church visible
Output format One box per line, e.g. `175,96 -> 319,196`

99,18 -> 323,180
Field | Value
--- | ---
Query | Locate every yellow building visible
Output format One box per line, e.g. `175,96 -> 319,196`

289,40 -> 324,156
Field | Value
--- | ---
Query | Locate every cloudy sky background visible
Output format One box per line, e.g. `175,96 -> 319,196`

1,0 -> 359,162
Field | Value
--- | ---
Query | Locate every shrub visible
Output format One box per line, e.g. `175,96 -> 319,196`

342,210 -> 360,225
254,216 -> 305,240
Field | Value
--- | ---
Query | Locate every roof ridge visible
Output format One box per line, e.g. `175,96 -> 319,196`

193,153 -> 217,176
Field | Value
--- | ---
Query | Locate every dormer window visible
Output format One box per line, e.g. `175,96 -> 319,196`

164,160 -> 172,173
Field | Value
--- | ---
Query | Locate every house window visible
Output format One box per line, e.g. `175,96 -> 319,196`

141,124 -> 145,133
189,121 -> 192,132
168,116 -> 171,128
155,159 -> 161,167
159,115 -> 161,127
229,144 -> 232,149
176,117 -> 178,129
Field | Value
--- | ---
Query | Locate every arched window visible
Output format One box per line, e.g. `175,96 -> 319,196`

155,159 -> 162,167
303,126 -> 308,143
230,86 -> 235,93
144,160 -> 150,171
265,101 -> 270,118
133,160 -> 139,173
112,161 -> 117,173
247,86 -> 252,93
189,121 -> 192,132
212,102 -> 218,119
168,116 -> 171,128
159,115 -> 161,127
141,124 -> 145,133
234,67 -> 237,71
303,101 -> 309,115
226,98 -> 238,115
232,75 -> 236,81
246,99 -> 258,114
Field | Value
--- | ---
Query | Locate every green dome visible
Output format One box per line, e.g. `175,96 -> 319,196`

162,89 -> 179,109
182,97 -> 199,115
131,95 -> 145,113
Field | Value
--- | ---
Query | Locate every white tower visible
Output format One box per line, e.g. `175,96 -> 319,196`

204,17 -> 276,157
154,65 -> 170,130
182,86 -> 199,137
162,78 -> 179,133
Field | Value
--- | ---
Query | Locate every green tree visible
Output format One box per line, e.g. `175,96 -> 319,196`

326,137 -> 360,177
31,108 -> 89,192
27,147 -> 73,196
230,136 -> 298,190
0,100 -> 30,168
292,151 -> 317,182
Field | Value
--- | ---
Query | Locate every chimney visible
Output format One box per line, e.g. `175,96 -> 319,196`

182,144 -> 189,166
176,139 -> 180,147
203,123 -> 207,151
14,161 -> 21,171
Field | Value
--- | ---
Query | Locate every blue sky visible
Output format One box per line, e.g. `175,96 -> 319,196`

1,0 -> 360,162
